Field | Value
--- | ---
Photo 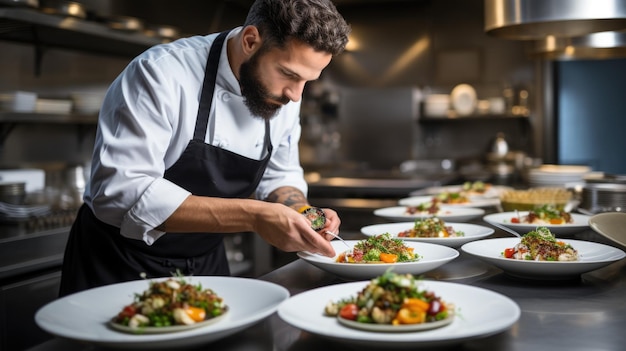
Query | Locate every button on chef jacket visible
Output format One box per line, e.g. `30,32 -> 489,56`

84,27 -> 307,245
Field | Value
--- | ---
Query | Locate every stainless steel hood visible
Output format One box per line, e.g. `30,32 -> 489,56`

484,0 -> 626,40
529,30 -> 626,60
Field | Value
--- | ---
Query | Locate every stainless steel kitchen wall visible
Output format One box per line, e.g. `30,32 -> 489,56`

0,0 -> 536,173
310,0 -> 536,172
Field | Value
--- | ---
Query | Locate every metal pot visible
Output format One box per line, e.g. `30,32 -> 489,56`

580,173 -> 626,214
0,181 -> 26,205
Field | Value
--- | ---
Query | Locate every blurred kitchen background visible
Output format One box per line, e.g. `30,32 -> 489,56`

2,1 -> 626,348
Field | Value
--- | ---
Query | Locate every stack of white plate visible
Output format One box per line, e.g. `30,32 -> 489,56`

71,91 -> 106,114
528,164 -> 592,188
35,98 -> 73,114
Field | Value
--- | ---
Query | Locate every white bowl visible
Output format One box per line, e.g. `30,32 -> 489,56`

450,84 -> 477,116
589,212 -> 626,247
461,238 -> 625,280
297,240 -> 459,280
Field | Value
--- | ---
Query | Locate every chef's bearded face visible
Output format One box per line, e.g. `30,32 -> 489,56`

239,48 -> 290,120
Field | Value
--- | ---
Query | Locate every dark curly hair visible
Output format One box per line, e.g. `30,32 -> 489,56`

244,0 -> 351,56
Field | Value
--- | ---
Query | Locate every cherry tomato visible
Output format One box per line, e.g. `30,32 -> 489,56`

339,303 -> 359,320
117,305 -> 137,319
510,217 -> 520,223
504,248 -> 516,258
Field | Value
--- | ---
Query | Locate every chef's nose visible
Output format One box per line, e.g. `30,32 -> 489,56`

284,81 -> 306,102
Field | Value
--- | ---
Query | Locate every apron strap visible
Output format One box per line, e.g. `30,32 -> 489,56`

194,30 -> 230,140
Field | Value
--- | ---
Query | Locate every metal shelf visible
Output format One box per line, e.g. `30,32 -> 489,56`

0,7 -> 161,58
0,111 -> 97,146
419,114 -> 529,122
0,111 -> 97,124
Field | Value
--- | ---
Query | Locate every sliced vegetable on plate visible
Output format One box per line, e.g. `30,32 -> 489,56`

323,271 -> 454,332
109,277 -> 228,334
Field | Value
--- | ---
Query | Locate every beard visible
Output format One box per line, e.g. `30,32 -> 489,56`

239,51 -> 290,120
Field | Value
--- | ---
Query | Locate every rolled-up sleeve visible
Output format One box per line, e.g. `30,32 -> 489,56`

87,45 -> 203,244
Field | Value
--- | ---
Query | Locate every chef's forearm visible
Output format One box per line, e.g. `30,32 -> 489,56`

157,195 -> 269,233
265,186 -> 309,211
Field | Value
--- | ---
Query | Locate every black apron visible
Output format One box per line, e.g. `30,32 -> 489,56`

59,30 -> 273,296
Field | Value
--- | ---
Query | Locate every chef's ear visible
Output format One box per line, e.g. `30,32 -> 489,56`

241,25 -> 262,56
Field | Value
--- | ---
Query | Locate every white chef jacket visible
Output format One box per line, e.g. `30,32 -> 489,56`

84,27 -> 308,244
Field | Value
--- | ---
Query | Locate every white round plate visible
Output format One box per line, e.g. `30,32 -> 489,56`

374,206 -> 485,222
360,222 -> 494,248
409,184 -> 513,199
108,312 -> 229,334
589,212 -> 626,247
450,83 -> 477,116
461,238 -> 626,280
35,276 -> 289,349
338,312 -> 454,332
278,280 -> 520,348
297,240 -> 459,280
399,195 -> 500,208
483,211 -> 592,236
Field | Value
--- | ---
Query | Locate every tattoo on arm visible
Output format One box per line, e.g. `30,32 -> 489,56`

266,187 -> 308,209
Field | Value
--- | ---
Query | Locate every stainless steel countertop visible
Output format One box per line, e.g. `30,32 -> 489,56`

29,221 -> 626,351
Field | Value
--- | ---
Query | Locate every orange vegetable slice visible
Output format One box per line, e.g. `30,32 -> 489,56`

184,306 -> 206,322
379,252 -> 398,263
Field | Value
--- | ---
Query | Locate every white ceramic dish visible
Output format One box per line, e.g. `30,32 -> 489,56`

35,276 -> 289,349
297,240 -> 459,280
109,312 -> 228,334
450,83 -> 477,116
483,211 -> 592,236
399,195 -> 500,208
374,206 -> 485,222
409,184 -> 513,199
589,212 -> 626,247
278,280 -> 520,348
338,311 -> 454,332
461,238 -> 625,280
360,222 -> 494,248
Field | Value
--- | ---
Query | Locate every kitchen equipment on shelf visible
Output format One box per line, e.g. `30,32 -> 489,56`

490,132 -> 509,158
485,132 -> 521,184
527,164 -> 592,188
0,91 -> 37,112
39,0 -> 86,19
0,0 -> 38,7
35,98 -> 72,114
580,173 -> 626,214
0,181 -> 26,205
450,83 -> 477,116
0,168 -> 45,193
423,94 -> 450,117
106,15 -> 145,32
70,91 -> 105,114
144,24 -> 181,42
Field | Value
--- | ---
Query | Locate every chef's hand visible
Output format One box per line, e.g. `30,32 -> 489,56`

319,208 -> 341,240
254,203 -> 336,257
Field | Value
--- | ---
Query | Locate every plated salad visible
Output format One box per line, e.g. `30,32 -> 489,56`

398,217 -> 464,238
405,200 -> 441,215
336,233 -> 420,264
502,227 -> 579,261
434,191 -> 469,204
461,181 -> 491,196
324,271 -> 454,328
509,205 -> 573,225
110,277 -> 228,333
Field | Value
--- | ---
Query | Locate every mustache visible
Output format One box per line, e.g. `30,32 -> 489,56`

268,94 -> 290,105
